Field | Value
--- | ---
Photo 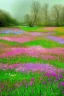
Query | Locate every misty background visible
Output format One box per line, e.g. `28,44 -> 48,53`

0,0 -> 64,22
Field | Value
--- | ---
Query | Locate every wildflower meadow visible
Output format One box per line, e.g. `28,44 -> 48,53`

0,26 -> 64,96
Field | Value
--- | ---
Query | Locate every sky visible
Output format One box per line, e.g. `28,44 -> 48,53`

0,0 -> 64,22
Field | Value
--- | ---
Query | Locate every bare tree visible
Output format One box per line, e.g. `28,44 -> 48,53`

61,6 -> 64,26
31,1 -> 41,26
24,2 -> 64,27
51,5 -> 62,26
42,3 -> 49,26
24,14 -> 33,26
25,1 -> 41,27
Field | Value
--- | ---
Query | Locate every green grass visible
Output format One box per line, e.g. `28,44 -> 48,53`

54,27 -> 64,36
0,56 -> 64,68
19,26 -> 40,32
0,70 -> 42,82
0,38 -> 64,48
0,56 -> 44,64
0,33 -> 15,37
22,39 -> 64,48
18,26 -> 48,32
0,40 -> 25,47
0,69 -> 64,96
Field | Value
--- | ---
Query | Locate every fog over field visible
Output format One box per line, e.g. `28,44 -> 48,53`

0,0 -> 64,21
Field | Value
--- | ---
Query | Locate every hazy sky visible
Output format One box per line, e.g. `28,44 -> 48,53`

0,0 -> 64,21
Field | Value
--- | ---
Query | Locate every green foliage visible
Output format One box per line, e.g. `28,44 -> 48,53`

0,10 -> 18,27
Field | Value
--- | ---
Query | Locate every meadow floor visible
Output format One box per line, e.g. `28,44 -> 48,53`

0,26 -> 64,96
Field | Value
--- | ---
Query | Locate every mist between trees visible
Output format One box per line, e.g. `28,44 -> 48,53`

0,1 -> 64,27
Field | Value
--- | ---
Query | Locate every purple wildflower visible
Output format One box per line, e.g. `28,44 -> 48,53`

61,82 -> 64,86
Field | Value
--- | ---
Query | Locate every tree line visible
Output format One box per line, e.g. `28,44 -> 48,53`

0,10 -> 18,27
25,1 -> 64,27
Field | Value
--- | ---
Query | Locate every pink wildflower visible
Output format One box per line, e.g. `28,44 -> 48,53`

30,81 -> 33,86
31,78 -> 34,81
